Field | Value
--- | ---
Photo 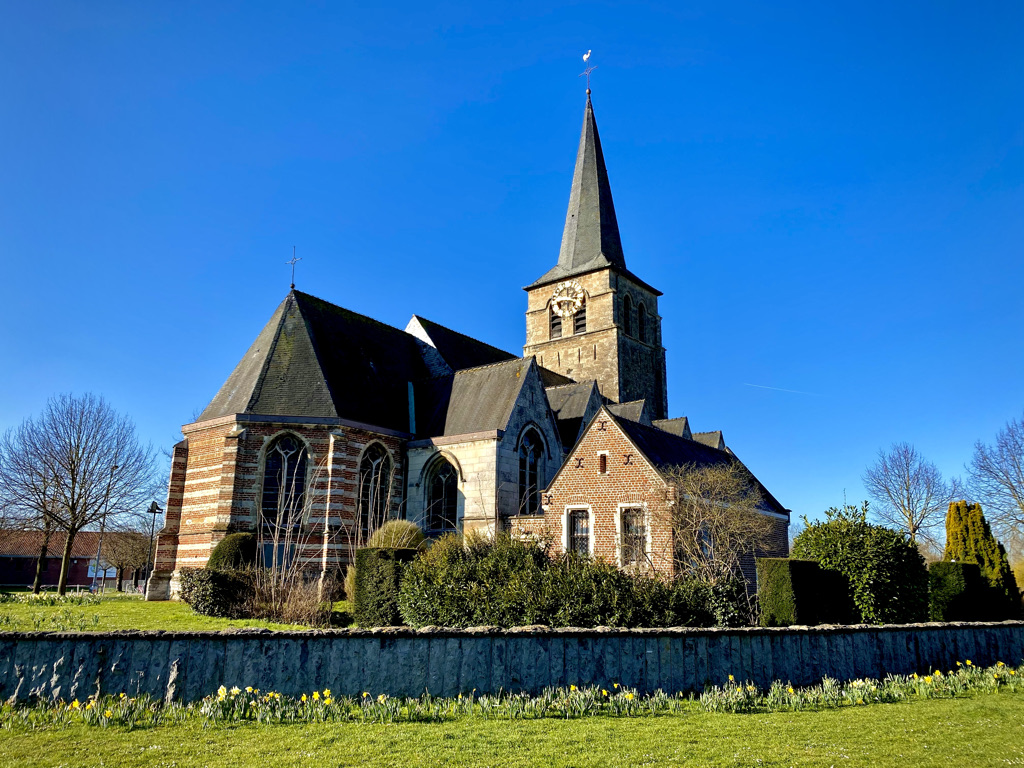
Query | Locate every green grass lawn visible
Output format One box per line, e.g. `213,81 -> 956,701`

1,692 -> 1022,767
0,595 -> 354,632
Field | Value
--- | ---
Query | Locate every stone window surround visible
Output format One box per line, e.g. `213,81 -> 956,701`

561,504 -> 594,557
614,503 -> 653,570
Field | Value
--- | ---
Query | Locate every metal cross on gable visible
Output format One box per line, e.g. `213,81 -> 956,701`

286,246 -> 301,289
579,50 -> 597,94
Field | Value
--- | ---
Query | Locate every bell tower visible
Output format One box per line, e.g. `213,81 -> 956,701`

524,94 -> 668,420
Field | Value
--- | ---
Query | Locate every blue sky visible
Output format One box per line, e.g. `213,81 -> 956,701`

2,1 -> 1021,524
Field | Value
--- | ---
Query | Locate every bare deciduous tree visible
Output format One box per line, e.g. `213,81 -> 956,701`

653,462 -> 777,584
969,414 -> 1024,539
0,394 -> 157,594
862,442 -> 961,544
103,528 -> 151,591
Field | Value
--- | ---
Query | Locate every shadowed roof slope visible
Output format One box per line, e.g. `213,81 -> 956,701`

546,380 -> 602,450
407,315 -> 516,371
611,413 -> 787,515
198,291 -> 429,431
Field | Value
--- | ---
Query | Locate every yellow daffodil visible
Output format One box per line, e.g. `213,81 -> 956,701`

966,660 -> 972,666
728,674 -> 734,682
570,685 -> 577,691
325,697 -> 332,705
625,692 -> 634,701
362,691 -> 369,699
378,694 -> 386,703
924,676 -> 932,683
323,689 -> 332,697
104,709 -> 112,718
956,662 -> 962,667
312,691 -> 320,701
787,686 -> 794,694
301,694 -> 307,702
994,673 -> 1000,679
1010,670 -> 1017,676
230,687 -> 240,696
613,683 -> 619,689
119,693 -> 126,699
601,689 -> 608,696
998,661 -> 1005,667
71,700 -> 80,710
246,686 -> 253,693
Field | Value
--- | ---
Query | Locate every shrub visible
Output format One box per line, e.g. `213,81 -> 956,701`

354,548 -> 418,627
756,558 -> 854,627
396,533 -> 738,629
178,568 -> 253,618
928,561 -> 984,621
943,501 -> 1020,619
792,503 -> 928,624
206,533 -> 257,570
366,520 -> 426,550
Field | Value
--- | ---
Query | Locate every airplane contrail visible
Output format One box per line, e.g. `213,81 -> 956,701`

742,383 -> 822,396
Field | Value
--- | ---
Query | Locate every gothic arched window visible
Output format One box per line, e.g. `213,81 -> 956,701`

517,429 -> 543,515
549,304 -> 562,339
637,303 -> 648,344
261,434 -> 307,534
358,443 -> 392,542
623,295 -> 633,337
426,458 -> 459,535
573,297 -> 587,335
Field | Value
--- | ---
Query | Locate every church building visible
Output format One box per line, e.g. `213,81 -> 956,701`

147,93 -> 788,600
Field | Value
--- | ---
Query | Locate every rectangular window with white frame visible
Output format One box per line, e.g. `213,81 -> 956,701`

619,506 -> 648,568
567,508 -> 590,556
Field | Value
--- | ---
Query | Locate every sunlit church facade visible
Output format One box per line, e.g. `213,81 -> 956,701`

148,94 -> 789,600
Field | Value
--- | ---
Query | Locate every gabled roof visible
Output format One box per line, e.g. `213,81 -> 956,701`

609,413 -> 786,515
693,430 -> 726,450
406,315 -> 516,372
608,399 -> 652,426
198,290 -> 430,432
653,417 -> 692,440
527,96 -> 660,295
546,380 -> 602,450
416,358 -> 536,438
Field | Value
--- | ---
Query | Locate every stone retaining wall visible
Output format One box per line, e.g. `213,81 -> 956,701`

2,622 -> 1022,704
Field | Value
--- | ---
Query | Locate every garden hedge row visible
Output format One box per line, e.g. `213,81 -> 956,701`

353,547 -> 418,628
756,558 -> 853,627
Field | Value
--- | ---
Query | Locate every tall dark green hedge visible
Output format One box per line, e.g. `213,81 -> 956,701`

756,558 -> 853,626
206,532 -> 257,570
178,568 -> 253,618
353,548 -> 418,627
928,561 -> 983,621
791,503 -> 928,624
943,501 -> 1020,619
395,533 -> 749,629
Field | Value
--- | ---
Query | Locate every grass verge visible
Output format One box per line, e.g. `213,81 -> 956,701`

0,692 -> 1022,767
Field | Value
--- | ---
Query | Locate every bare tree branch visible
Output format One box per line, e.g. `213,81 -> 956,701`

862,442 -> 960,543
969,414 -> 1024,540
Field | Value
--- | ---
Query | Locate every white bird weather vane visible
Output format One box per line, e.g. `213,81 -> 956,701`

579,50 -> 597,91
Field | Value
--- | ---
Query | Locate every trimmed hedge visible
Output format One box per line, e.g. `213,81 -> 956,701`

206,533 -> 257,570
792,503 -> 928,624
756,558 -> 853,627
178,568 -> 253,618
353,548 -> 418,627
928,561 -> 983,622
396,533 -> 749,629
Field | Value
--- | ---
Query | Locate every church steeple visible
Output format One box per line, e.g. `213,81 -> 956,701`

529,96 -> 628,287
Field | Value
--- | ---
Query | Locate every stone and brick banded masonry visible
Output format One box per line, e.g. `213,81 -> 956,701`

2,622 -> 1022,704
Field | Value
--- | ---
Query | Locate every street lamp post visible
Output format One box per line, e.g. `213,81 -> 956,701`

91,463 -> 119,592
144,501 -> 162,589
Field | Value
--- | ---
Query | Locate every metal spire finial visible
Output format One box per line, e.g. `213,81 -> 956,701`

579,49 -> 596,95
286,246 -> 301,289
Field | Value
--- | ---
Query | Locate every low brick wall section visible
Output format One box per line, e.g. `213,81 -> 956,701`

2,622 -> 1023,704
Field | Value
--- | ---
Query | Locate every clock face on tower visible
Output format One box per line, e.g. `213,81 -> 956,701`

550,280 -> 585,318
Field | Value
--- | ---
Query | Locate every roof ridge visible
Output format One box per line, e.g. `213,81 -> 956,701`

453,356 -> 530,375
411,314 -> 515,357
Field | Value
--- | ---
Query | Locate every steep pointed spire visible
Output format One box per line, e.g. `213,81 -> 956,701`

528,95 -> 633,288
559,94 -> 626,272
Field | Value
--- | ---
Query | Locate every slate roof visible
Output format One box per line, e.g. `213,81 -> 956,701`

527,96 -> 661,295
693,431 -> 726,450
610,412 -> 787,515
415,358 -> 534,438
608,399 -> 650,425
407,316 -> 516,372
198,291 -> 430,432
653,417 -> 692,440
546,381 -> 601,450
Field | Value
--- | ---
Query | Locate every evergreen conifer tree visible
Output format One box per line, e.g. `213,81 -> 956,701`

943,500 -> 1020,618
